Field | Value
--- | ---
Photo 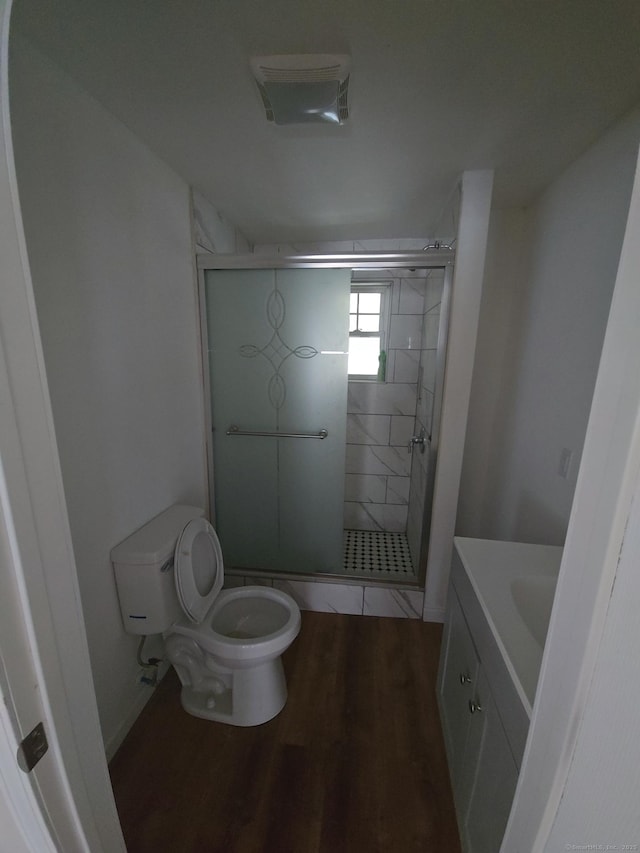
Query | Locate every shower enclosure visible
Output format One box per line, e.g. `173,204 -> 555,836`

199,252 -> 453,585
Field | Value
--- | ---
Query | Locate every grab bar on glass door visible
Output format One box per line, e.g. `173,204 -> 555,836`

226,424 -> 329,440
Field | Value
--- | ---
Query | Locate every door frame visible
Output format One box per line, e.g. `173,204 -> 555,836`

0,2 -> 125,848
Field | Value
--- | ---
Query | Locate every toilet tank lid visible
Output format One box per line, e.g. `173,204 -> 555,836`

110,505 -> 205,565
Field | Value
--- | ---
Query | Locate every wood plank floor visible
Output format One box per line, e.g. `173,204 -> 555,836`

109,612 -> 461,853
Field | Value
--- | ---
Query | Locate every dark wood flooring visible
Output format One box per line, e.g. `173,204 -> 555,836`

109,612 -> 461,853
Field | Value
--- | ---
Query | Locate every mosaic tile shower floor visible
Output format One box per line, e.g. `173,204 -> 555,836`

343,530 -> 416,578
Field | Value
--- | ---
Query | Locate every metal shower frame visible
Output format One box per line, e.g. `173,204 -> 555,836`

196,250 -> 455,586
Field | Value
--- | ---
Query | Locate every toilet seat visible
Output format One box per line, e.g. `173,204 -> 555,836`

174,518 -> 223,623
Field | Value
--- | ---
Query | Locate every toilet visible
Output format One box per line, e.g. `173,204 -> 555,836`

111,504 -> 301,726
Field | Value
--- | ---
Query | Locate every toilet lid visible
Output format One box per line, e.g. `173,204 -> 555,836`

174,518 -> 224,623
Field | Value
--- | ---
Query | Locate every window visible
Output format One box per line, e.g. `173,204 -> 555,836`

348,284 -> 390,381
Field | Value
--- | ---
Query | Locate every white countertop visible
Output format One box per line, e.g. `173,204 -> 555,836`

453,537 -> 563,713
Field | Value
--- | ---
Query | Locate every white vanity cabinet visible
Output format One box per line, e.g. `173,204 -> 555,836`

437,536 -> 564,852
438,588 -> 519,853
439,589 -> 480,792
460,666 -> 519,852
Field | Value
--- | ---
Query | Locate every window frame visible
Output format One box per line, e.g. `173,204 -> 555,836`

348,282 -> 392,382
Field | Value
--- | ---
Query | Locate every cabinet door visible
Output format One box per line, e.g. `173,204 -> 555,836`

462,668 -> 519,853
438,591 -> 480,805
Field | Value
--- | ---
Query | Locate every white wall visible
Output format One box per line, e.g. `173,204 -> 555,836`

458,107 -> 640,545
456,207 -> 530,537
9,38 -> 208,755
423,170 -> 493,620
192,188 -> 251,253
502,139 -> 640,852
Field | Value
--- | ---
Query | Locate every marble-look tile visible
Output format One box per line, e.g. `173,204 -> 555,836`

405,513 -> 423,575
345,473 -> 387,503
408,480 -> 425,522
392,349 -> 420,383
413,413 -> 427,443
354,238 -> 402,251
416,389 -> 434,434
281,242 -> 306,255
346,413 -> 391,445
344,502 -> 407,532
310,240 -> 356,252
417,439 -> 431,475
422,313 -> 440,349
244,576 -> 273,587
345,444 -> 412,477
407,471 -> 424,513
382,383 -> 418,415
386,476 -> 410,505
363,587 -> 424,619
273,579 -> 363,615
395,238 -> 429,251
390,415 -> 415,447
385,349 -> 396,382
344,501 -> 382,531
409,450 -> 427,503
421,348 -> 438,393
407,509 -> 424,553
425,302 -> 441,318
348,381 -> 417,416
398,279 -> 426,314
424,275 -> 445,313
389,314 -> 423,350
268,240 -> 355,254
390,279 -> 401,315
353,238 -> 425,252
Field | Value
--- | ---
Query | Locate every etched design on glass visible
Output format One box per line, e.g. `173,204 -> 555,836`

239,276 -> 318,410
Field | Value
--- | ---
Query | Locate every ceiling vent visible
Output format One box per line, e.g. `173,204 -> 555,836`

250,54 -> 351,125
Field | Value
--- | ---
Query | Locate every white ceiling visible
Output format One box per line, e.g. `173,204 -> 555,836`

12,0 -> 640,244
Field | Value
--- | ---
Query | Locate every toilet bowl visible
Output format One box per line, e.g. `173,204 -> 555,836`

111,505 -> 301,727
166,585 -> 301,725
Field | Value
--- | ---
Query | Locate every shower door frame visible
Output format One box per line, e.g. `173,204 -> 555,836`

197,251 -> 454,586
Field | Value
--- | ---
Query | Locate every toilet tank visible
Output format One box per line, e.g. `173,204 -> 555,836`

111,504 -> 204,635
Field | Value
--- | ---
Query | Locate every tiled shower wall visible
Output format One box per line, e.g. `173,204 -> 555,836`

344,270 -> 443,535
406,270 -> 445,567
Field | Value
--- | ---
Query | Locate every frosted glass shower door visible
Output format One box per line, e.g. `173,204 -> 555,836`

205,268 -> 350,574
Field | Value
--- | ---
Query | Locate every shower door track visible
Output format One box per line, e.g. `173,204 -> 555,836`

197,251 -> 454,587
197,249 -> 455,271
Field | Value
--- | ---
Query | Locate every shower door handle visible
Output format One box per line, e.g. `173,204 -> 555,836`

226,424 -> 329,440
408,428 -> 428,454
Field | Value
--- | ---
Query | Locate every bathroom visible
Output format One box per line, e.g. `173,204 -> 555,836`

2,1 -> 640,850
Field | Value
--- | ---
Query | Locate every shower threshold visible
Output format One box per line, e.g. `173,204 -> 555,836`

343,530 -> 417,580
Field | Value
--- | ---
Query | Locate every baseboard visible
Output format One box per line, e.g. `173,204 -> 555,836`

104,662 -> 170,762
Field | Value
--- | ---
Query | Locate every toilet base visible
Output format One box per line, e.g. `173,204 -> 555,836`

179,657 -> 288,727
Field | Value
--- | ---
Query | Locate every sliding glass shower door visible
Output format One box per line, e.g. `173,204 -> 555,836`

205,268 -> 350,574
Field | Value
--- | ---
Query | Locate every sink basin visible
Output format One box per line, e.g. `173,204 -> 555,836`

510,575 -> 557,647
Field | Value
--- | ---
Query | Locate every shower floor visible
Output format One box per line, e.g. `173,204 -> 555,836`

343,530 -> 416,579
